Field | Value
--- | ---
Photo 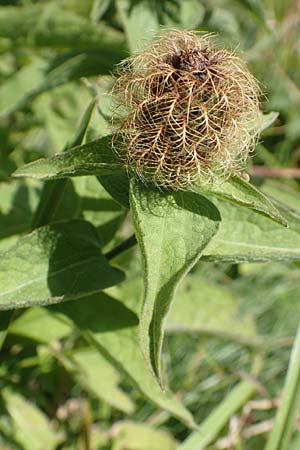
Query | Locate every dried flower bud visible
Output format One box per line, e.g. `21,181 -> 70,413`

113,31 -> 261,189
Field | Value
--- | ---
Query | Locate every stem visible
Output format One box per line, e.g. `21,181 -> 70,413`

105,234 -> 137,260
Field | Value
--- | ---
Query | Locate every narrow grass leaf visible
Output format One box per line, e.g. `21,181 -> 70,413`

178,381 -> 255,450
130,179 -> 220,382
264,323 -> 300,450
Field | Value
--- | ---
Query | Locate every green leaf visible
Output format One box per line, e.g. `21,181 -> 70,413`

203,196 -> 300,262
74,176 -> 126,246
178,381 -> 255,450
2,389 -> 60,450
111,421 -> 177,450
97,172 -> 130,208
10,307 -> 134,413
0,58 -> 47,117
264,323 -> 300,450
31,95 -> 97,228
9,307 -> 71,343
51,293 -> 197,429
197,175 -> 288,227
116,0 -> 159,53
0,4 -> 124,50
234,0 -> 266,26
0,220 -> 124,310
13,136 -> 123,180
167,273 -> 257,344
0,180 -> 40,239
72,348 -> 135,414
261,179 -> 300,214
130,180 -> 220,382
257,111 -> 279,132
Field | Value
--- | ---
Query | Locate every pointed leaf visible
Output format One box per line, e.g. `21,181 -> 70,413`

51,293 -> 197,429
13,136 -> 123,180
203,196 -> 300,262
197,175 -> 287,227
130,180 -> 220,381
0,220 -> 124,310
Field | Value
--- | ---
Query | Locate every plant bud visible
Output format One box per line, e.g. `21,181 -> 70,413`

113,31 -> 261,189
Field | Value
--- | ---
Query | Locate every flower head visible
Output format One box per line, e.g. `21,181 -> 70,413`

113,31 -> 261,189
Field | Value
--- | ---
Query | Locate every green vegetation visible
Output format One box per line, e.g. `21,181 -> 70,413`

0,1 -> 300,449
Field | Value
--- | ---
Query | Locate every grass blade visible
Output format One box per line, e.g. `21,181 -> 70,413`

264,323 -> 300,450
178,381 -> 256,450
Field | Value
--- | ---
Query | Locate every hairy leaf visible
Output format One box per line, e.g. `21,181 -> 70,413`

130,180 -> 220,382
197,175 -> 287,227
13,136 -> 123,180
0,220 -> 124,310
203,197 -> 300,262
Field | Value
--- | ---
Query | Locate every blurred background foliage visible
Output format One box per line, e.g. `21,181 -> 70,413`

0,0 -> 300,449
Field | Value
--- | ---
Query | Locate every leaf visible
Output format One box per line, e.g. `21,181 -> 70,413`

2,389 -> 60,450
74,176 -> 126,246
264,323 -> 300,450
197,175 -> 288,227
9,307 -> 134,413
116,0 -> 159,53
31,95 -> 97,228
166,273 -> 257,344
0,180 -> 40,239
0,311 -> 14,350
203,196 -> 300,262
97,172 -> 130,208
0,58 -> 47,117
10,307 -> 71,343
177,381 -> 255,450
0,4 -> 124,50
257,111 -> 279,132
51,293 -> 197,429
72,348 -> 135,414
0,220 -> 124,310
110,421 -> 177,450
130,180 -> 220,382
261,179 -> 300,213
234,0 -> 266,26
13,136 -> 123,180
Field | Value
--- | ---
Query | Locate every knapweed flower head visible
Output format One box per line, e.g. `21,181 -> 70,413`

113,30 -> 261,189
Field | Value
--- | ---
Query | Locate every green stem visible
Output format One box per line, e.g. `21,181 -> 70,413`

105,234 -> 137,260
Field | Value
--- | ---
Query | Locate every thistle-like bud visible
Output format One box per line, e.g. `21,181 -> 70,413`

113,31 -> 261,189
